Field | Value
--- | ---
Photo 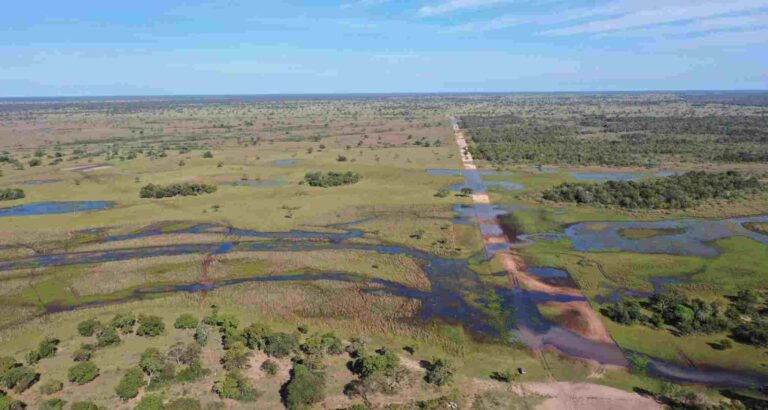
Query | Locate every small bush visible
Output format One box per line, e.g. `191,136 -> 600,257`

134,395 -> 164,410
110,313 -> 136,334
96,327 -> 121,347
0,188 -> 24,201
174,314 -> 198,329
39,379 -> 63,395
261,360 -> 278,376
166,398 -> 202,410
212,372 -> 260,402
264,333 -> 298,358
39,398 -> 65,410
140,183 -> 217,199
116,368 -> 146,400
425,358 -> 454,386
136,315 -> 165,337
71,402 -> 99,410
77,319 -> 102,337
2,365 -> 39,393
283,364 -> 326,410
68,362 -> 99,385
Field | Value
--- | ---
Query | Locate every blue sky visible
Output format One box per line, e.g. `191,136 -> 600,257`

1,0 -> 767,96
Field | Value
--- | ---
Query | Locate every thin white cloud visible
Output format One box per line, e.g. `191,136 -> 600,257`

449,15 -> 521,33
596,12 -> 768,38
340,0 -> 392,9
542,0 -> 768,36
418,0 -> 508,16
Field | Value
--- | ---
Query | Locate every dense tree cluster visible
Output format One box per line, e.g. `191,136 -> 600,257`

304,171 -> 361,187
0,189 -> 24,201
602,289 -> 768,347
543,171 -> 764,209
139,182 -> 217,198
460,113 -> 768,166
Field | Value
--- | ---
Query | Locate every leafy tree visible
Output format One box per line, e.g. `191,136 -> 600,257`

110,313 -> 136,334
304,171 -> 361,187
70,402 -> 99,410
2,365 -> 39,393
136,315 -> 165,337
193,324 -> 209,347
264,333 -> 298,358
39,379 -> 63,395
175,360 -> 210,383
174,314 -> 198,330
116,368 -> 146,400
39,398 -> 65,410
140,183 -> 217,199
0,189 -> 24,202
77,319 -> 102,337
283,363 -> 326,410
425,358 -> 454,386
202,151 -> 214,159
96,327 -> 121,347
0,391 -> 24,410
139,348 -> 166,385
67,362 -> 99,385
26,337 -> 59,365
134,395 -> 165,410
242,322 -> 271,350
260,360 -> 278,376
212,372 -> 259,402
221,342 -> 252,371
167,343 -> 200,366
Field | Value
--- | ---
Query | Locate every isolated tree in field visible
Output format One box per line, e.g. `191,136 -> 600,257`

110,313 -> 136,334
264,333 -> 298,358
283,363 -> 326,410
96,327 -> 121,347
194,324 -> 209,346
460,187 -> 473,197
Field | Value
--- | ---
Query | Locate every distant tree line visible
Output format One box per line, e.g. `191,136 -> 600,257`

460,113 -> 768,166
542,171 -> 764,209
304,172 -> 361,187
139,183 -> 217,199
0,188 -> 24,201
603,289 -> 768,348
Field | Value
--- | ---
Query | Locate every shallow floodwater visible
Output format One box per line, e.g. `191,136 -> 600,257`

0,201 -> 114,217
566,215 -> 768,257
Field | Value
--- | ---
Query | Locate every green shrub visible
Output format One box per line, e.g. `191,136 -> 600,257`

77,319 -> 101,337
242,323 -> 271,350
0,188 -> 25,201
2,365 -> 39,393
260,360 -> 278,376
166,398 -> 202,410
174,314 -> 198,329
39,398 -> 65,410
134,395 -> 164,410
110,313 -> 136,334
136,315 -> 165,337
212,372 -> 259,402
26,337 -> 59,364
193,324 -> 209,346
140,183 -> 217,199
175,360 -> 210,383
67,362 -> 99,385
304,171 -> 361,187
116,368 -> 146,400
96,327 -> 121,347
0,393 -> 24,410
70,402 -> 99,410
425,358 -> 454,386
284,364 -> 326,410
264,332 -> 298,358
39,379 -> 63,395
221,342 -> 252,371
